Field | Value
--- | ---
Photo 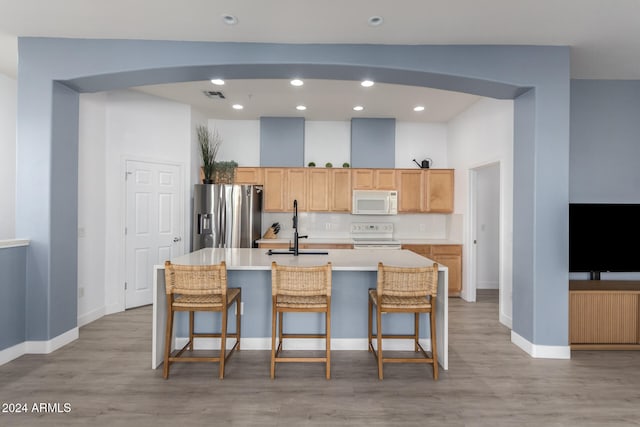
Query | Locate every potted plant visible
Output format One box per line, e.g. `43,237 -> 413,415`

197,124 -> 222,184
308,162 -> 316,167
325,162 -> 333,168
342,162 -> 350,168
214,160 -> 238,184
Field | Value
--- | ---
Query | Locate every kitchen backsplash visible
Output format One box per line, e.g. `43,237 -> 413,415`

262,212 -> 462,242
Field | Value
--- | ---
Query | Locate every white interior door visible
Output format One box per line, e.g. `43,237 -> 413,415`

125,160 -> 183,309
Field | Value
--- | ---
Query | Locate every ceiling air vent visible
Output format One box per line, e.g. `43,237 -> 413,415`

203,90 -> 226,100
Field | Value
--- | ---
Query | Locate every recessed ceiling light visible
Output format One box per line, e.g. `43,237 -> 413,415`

413,106 -> 425,112
232,104 -> 244,110
210,79 -> 225,86
296,105 -> 307,111
290,79 -> 304,87
361,80 -> 374,87
222,14 -> 238,25
353,105 -> 364,111
368,16 -> 384,26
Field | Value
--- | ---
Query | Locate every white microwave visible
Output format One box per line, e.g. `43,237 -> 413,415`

352,190 -> 398,215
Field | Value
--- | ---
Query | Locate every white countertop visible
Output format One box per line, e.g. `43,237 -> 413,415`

0,239 -> 30,249
256,238 -> 461,245
168,248 -> 446,272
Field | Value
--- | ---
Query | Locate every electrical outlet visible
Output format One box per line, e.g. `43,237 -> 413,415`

79,287 -> 84,298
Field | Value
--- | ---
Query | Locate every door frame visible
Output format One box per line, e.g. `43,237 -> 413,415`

120,156 -> 186,312
465,160 -> 512,328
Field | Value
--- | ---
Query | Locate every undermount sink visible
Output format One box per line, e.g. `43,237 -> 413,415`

266,249 -> 328,256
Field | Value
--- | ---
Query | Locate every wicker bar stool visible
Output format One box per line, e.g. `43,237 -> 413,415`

270,262 -> 332,379
163,260 -> 241,379
368,262 -> 439,380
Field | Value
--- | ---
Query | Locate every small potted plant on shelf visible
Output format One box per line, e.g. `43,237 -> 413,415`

325,162 -> 333,168
308,162 -> 316,167
197,124 -> 222,184
214,160 -> 238,184
342,162 -> 350,168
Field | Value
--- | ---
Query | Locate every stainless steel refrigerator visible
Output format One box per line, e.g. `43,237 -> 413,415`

192,184 -> 263,250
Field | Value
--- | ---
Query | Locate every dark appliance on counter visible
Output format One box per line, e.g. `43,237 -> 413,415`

192,184 -> 262,251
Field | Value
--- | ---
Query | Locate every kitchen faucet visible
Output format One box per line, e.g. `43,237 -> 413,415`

292,199 -> 308,256
266,199 -> 326,256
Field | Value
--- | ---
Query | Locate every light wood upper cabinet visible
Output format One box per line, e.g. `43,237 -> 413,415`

425,169 -> 454,213
352,169 -> 375,189
308,168 -> 330,211
286,168 -> 307,211
352,168 -> 396,190
260,167 -> 453,213
397,169 -> 423,212
263,168 -> 287,212
330,169 -> 352,212
235,167 -> 263,184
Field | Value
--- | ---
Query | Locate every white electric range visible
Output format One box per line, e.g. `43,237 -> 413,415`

350,223 -> 402,250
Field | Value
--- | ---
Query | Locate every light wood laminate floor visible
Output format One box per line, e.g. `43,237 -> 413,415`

1,290 -> 639,426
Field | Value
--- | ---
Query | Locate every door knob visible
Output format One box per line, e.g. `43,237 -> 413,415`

173,237 -> 182,243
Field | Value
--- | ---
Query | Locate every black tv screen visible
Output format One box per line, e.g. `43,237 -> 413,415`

569,203 -> 640,273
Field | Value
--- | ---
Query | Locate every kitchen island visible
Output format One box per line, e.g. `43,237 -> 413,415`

152,248 -> 449,370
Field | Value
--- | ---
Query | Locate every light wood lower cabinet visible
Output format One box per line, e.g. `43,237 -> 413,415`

402,244 -> 462,296
569,281 -> 640,350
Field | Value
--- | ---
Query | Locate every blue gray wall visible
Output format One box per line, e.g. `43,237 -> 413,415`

351,118 -> 396,168
15,38 -> 570,348
0,246 -> 27,350
260,117 -> 305,166
570,80 -> 640,203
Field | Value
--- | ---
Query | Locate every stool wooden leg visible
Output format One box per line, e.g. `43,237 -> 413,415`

368,297 -> 373,352
430,308 -> 438,381
270,298 -> 277,379
219,305 -> 228,379
376,305 -> 383,380
326,302 -> 331,380
236,292 -> 242,350
188,311 -> 195,350
414,312 -> 420,352
163,299 -> 174,380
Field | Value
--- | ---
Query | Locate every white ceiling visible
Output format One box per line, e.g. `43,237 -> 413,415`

2,0 -> 638,122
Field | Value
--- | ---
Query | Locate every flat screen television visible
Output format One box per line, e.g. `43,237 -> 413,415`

569,203 -> 640,276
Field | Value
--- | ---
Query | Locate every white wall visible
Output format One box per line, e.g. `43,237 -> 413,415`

208,119 -> 260,167
305,121 -> 351,167
78,90 -> 192,320
0,73 -> 16,240
395,122 -> 448,169
447,97 -> 514,326
78,93 -> 108,325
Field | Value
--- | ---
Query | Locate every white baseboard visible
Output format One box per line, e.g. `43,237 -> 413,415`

511,330 -> 571,359
477,281 -> 499,289
500,313 -> 513,329
0,328 -> 80,367
175,337 -> 433,351
0,342 -> 27,366
78,306 -> 106,327
25,327 -> 79,354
